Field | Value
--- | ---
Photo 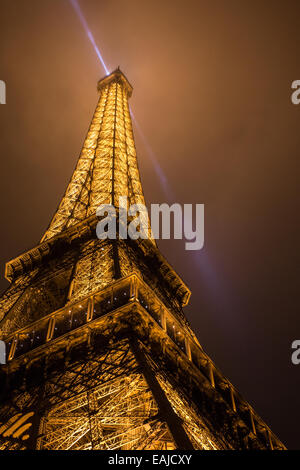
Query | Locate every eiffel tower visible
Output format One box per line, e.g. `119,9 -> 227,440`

0,68 -> 285,450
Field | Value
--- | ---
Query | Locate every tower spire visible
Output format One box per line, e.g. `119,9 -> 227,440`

41,69 -> 146,242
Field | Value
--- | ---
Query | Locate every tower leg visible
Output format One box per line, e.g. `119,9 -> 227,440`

131,339 -> 194,450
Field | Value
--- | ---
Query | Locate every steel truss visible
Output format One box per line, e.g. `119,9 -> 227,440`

0,69 -> 286,451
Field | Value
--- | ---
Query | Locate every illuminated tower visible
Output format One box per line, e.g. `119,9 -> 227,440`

0,69 -> 285,450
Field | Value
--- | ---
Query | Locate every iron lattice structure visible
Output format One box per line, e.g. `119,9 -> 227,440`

0,69 -> 285,450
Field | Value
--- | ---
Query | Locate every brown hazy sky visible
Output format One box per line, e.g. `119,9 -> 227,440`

0,0 -> 299,448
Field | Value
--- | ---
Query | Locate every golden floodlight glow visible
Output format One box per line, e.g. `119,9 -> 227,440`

0,70 -> 285,451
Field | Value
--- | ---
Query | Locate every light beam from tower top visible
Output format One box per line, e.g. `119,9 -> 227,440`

69,0 -> 110,75
97,67 -> 133,97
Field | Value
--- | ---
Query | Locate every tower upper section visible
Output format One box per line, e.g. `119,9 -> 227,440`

41,68 -> 146,242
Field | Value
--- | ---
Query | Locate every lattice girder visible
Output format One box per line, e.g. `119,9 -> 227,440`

0,69 -> 286,452
41,70 -> 147,243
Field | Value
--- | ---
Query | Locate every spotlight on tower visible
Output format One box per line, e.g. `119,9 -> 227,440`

69,0 -> 172,201
69,0 -> 109,75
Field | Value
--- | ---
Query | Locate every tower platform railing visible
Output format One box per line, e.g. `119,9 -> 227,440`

0,273 -> 285,450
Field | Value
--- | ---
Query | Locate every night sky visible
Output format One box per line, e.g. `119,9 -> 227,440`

0,0 -> 299,448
